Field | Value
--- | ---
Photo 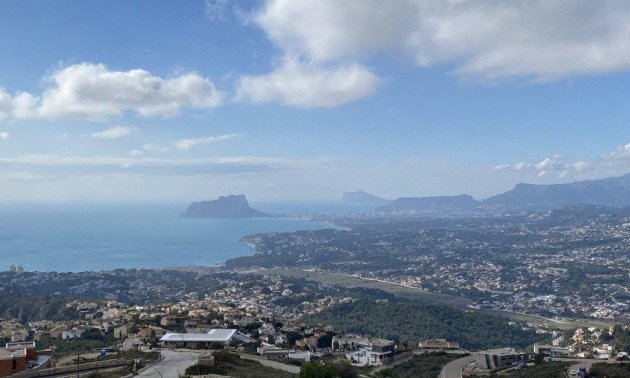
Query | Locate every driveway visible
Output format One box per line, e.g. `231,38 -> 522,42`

138,350 -> 199,377
440,355 -> 475,378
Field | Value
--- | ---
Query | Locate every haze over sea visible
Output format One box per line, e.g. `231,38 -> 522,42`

0,203 -> 337,272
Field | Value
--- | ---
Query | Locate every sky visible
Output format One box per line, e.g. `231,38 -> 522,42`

2,0 -> 630,202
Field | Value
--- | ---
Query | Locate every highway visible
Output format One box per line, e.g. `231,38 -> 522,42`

440,355 -> 475,378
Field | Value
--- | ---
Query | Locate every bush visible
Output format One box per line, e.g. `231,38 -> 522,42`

213,350 -> 241,364
184,364 -> 219,376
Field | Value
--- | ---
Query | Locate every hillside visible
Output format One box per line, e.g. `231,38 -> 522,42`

483,173 -> 630,210
376,194 -> 479,214
341,190 -> 388,206
303,299 -> 540,349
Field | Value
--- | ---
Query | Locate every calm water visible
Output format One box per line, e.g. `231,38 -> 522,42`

0,203 -> 333,272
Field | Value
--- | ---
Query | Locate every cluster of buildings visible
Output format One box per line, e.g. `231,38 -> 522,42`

259,211 -> 630,321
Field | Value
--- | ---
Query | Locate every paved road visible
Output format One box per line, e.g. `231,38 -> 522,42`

138,350 -> 199,378
440,355 -> 475,378
567,360 -> 591,377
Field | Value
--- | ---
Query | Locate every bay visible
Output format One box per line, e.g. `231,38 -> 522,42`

0,203 -> 333,272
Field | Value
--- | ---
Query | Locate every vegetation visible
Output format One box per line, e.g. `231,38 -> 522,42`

304,299 -> 541,349
0,293 -> 77,322
377,352 -> 464,378
501,362 -> 571,377
84,368 -> 132,378
299,361 -> 357,378
590,362 -> 630,378
184,350 -> 295,377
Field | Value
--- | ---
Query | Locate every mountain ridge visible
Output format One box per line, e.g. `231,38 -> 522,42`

341,190 -> 389,205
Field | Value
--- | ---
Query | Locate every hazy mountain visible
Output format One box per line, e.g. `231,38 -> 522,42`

483,173 -> 630,210
341,190 -> 388,205
376,194 -> 479,214
183,194 -> 270,218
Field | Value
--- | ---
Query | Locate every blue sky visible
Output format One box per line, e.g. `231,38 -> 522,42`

2,0 -> 630,201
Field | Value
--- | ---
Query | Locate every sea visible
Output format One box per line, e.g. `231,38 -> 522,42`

0,202 -> 358,273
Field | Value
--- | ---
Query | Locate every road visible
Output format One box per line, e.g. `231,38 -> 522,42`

440,355 -> 475,378
567,360 -> 591,377
138,350 -> 199,378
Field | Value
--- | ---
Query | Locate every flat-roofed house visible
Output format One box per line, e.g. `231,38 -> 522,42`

0,342 -> 37,377
475,348 -> 529,370
0,349 -> 26,377
160,329 -> 237,349
418,339 -> 460,350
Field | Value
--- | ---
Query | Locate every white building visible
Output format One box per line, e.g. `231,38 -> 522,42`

160,329 -> 237,349
258,323 -> 275,336
61,328 -> 84,340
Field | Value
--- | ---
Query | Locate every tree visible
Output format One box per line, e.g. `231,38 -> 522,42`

335,361 -> 358,378
317,333 -> 334,349
533,353 -> 545,365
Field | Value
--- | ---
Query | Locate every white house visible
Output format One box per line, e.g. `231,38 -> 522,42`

258,323 -> 276,336
160,329 -> 237,349
61,328 -> 84,340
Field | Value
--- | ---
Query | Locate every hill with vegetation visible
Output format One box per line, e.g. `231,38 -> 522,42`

303,299 -> 541,350
0,293 -> 77,322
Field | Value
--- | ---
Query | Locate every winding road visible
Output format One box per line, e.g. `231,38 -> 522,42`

440,355 -> 475,378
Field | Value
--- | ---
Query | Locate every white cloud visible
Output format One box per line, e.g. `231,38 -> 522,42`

0,131 -> 9,141
174,133 -> 238,151
91,126 -> 132,139
236,57 -> 380,107
129,149 -> 143,157
253,0 -> 630,81
571,161 -> 591,172
142,144 -> 169,153
2,63 -> 223,121
0,89 -> 13,120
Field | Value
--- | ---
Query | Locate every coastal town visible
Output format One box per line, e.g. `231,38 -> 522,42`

231,207 -> 630,322
2,261 -> 630,377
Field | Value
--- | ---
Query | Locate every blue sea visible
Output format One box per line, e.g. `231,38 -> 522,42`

0,203 -> 335,272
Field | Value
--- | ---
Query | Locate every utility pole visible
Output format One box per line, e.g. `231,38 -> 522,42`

76,352 -> 80,377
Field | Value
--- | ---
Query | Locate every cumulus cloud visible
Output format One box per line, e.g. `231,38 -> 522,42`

0,131 -> 9,141
236,57 -> 380,107
253,0 -> 630,81
1,63 -> 223,121
174,133 -> 238,151
91,126 -> 132,139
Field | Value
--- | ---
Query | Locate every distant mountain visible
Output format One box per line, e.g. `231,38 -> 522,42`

376,194 -> 479,214
341,190 -> 388,205
483,173 -> 630,210
183,194 -> 270,218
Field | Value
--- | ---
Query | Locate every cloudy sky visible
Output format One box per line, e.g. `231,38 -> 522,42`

2,0 -> 630,202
